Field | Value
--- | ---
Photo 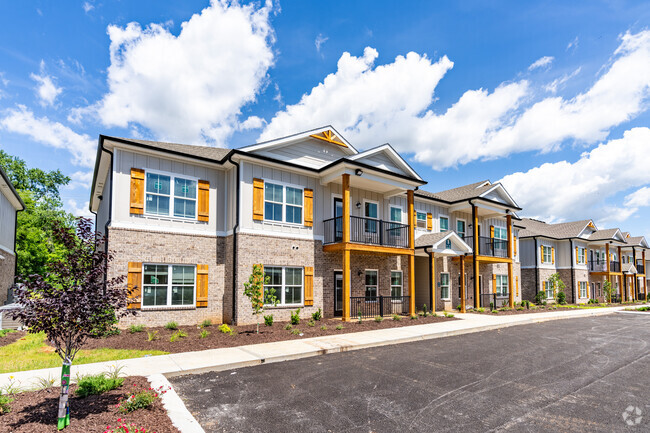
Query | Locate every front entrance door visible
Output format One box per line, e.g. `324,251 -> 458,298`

334,271 -> 343,316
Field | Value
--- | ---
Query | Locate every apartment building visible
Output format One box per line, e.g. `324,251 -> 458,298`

90,127 -> 522,326
0,165 -> 24,305
519,218 -> 648,303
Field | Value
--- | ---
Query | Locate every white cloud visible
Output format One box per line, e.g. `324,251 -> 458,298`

567,36 -> 579,52
544,67 -> 581,93
83,0 -> 275,146
66,198 -> 93,218
500,127 -> 650,224
83,2 -> 94,13
315,34 -> 328,53
0,105 -> 95,167
30,60 -> 62,107
261,30 -> 650,170
528,56 -> 554,71
66,170 -> 94,190
624,186 -> 650,208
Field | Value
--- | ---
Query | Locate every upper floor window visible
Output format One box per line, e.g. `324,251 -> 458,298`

577,247 -> 586,264
264,182 -> 303,224
456,220 -> 466,239
542,246 -> 552,264
416,212 -> 427,229
142,264 -> 195,307
364,201 -> 378,233
494,226 -> 507,240
390,206 -> 402,223
145,172 -> 197,219
440,216 -> 449,232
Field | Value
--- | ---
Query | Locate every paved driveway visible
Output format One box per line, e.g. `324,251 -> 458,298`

171,313 -> 650,432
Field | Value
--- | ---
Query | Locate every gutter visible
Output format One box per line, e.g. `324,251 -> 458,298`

570,239 -> 575,302
424,247 -> 433,312
228,154 -> 240,325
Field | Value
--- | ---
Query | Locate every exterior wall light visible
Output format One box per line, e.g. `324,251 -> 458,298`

355,168 -> 363,176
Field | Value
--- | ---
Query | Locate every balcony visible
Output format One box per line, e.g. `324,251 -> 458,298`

636,260 -> 645,274
463,236 -> 509,258
323,216 -> 410,248
588,260 -> 620,272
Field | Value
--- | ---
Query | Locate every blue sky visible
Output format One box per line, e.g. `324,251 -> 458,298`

1,1 -> 650,238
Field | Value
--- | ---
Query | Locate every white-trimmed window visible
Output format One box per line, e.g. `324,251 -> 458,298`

145,172 -> 197,219
494,227 -> 507,252
440,273 -> 450,299
542,246 -> 552,264
544,281 -> 553,299
365,270 -> 378,299
364,201 -> 378,233
496,275 -> 508,296
579,281 -> 588,298
456,219 -> 466,239
390,271 -> 402,298
264,266 -> 303,306
389,206 -> 402,223
142,264 -> 195,307
264,182 -> 303,224
416,212 -> 427,229
577,247 -> 586,264
440,216 -> 449,232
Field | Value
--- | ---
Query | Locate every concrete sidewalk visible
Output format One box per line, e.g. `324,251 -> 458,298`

1,305 -> 641,390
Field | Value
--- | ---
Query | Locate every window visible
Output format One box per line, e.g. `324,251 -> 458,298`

364,201 -> 378,233
440,273 -> 450,299
365,270 -> 378,300
494,227 -> 507,252
264,266 -> 303,305
496,275 -> 508,296
456,219 -> 466,239
577,247 -> 586,264
390,271 -> 402,298
142,264 -> 195,307
264,182 -> 303,224
580,281 -> 588,298
390,206 -> 402,223
145,172 -> 197,219
440,216 -> 449,232
544,281 -> 553,299
542,246 -> 552,264
416,212 -> 427,229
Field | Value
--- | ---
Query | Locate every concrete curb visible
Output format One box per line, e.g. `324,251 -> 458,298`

148,373 -> 205,433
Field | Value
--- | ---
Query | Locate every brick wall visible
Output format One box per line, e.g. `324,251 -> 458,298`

107,227 -> 226,328
0,252 -> 15,305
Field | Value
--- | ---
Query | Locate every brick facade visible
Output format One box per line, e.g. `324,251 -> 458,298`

107,227 -> 226,328
0,252 -> 15,305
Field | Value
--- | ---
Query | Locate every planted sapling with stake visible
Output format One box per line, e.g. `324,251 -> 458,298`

243,264 -> 278,334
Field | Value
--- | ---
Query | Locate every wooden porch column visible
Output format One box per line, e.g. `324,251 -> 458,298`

407,190 -> 416,316
342,174 -> 351,321
633,247 -> 637,301
459,255 -> 466,313
644,250 -> 647,301
507,214 -> 514,308
430,252 -> 436,313
472,204 -> 480,308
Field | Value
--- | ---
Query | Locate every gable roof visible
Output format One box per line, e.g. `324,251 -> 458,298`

0,164 -> 25,211
587,228 -> 626,242
238,126 -> 358,155
103,136 -> 232,161
348,143 -> 423,181
416,180 -> 520,209
624,236 -> 649,248
622,262 -> 638,274
415,231 -> 473,254
518,218 -> 593,239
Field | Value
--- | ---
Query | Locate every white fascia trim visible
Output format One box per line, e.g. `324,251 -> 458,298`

237,227 -> 324,242
479,183 -> 519,208
237,125 -> 358,155
0,182 -> 23,210
0,244 -> 16,256
109,221 -> 223,238
348,144 -> 422,180
107,141 -> 227,170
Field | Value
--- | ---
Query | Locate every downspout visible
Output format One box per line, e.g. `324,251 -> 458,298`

570,239 -> 575,302
425,247 -> 433,311
228,154 -> 240,324
534,236 -> 539,297
471,203 -> 478,304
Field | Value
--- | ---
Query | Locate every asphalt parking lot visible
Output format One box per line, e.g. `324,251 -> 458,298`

171,313 -> 650,432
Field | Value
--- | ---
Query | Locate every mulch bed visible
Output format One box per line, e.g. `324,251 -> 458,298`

469,302 -> 649,316
82,315 -> 457,354
0,376 -> 179,433
0,331 -> 26,348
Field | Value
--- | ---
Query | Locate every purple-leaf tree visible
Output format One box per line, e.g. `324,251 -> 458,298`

10,217 -> 135,429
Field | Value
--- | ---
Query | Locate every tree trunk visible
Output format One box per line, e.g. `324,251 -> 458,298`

57,360 -> 71,430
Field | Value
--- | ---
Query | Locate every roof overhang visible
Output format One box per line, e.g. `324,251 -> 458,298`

0,166 -> 24,211
415,231 -> 473,257
238,126 -> 358,155
348,143 -> 423,181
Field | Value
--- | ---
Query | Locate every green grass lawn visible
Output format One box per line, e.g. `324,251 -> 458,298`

0,332 -> 168,373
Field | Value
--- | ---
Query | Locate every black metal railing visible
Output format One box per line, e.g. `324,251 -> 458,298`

607,294 -> 621,303
350,295 -> 410,319
463,236 -> 509,258
610,261 -> 620,273
588,259 -> 607,272
480,293 -> 510,310
636,291 -> 647,301
323,216 -> 409,248
636,261 -> 645,274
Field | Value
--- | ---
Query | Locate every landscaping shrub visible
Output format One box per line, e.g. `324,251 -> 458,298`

557,291 -> 566,305
75,373 -> 124,398
335,324 -> 343,330
284,324 -> 292,330
147,331 -> 159,342
516,306 -> 524,311
164,321 -> 178,330
263,314 -> 274,327
320,325 -> 327,331
374,316 -> 383,322
392,314 -> 401,321
311,308 -> 322,321
444,312 -> 455,318
200,319 -> 212,328
357,310 -> 362,324
290,308 -> 301,325
35,375 -> 56,390
476,307 -> 485,313
128,324 -> 145,334
0,330 -> 15,338
489,302 -> 495,310
199,329 -> 210,339
290,328 -> 301,335
0,395 -> 13,414
169,330 -> 187,342
117,385 -> 168,414
307,320 -> 315,327
105,420 -> 151,433
218,324 -> 233,335
456,305 -> 462,311
410,315 -> 418,320
534,291 -> 546,305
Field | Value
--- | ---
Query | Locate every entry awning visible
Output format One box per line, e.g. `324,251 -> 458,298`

622,263 -> 638,274
415,231 -> 473,256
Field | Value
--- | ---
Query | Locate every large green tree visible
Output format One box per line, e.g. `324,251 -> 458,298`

0,149 -> 74,278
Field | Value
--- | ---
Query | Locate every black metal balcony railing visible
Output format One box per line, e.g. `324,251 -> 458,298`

323,216 -> 409,248
636,261 -> 645,274
350,295 -> 410,319
610,261 -> 620,273
463,236 -> 509,258
588,259 -> 607,272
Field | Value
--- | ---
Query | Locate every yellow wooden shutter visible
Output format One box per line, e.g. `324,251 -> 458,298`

552,247 -> 555,264
253,178 -> 264,221
540,245 -> 544,263
427,213 -> 433,231
516,276 -> 519,297
304,266 -> 314,306
490,225 -> 495,239
196,264 -> 208,307
492,273 -> 496,294
197,180 -> 209,222
127,262 -> 142,309
575,247 -> 579,264
304,189 -> 313,227
130,168 -> 145,215
514,235 -> 517,256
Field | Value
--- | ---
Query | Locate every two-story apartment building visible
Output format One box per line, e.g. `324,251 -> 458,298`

0,165 -> 24,305
519,218 -> 648,303
90,127 -> 524,327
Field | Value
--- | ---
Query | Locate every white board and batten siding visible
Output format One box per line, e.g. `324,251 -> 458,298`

355,152 -> 408,176
0,191 -> 16,254
252,140 -> 349,170
112,148 -> 227,235
95,168 -> 112,235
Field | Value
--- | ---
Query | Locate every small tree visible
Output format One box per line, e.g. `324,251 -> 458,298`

548,273 -> 567,304
243,264 -> 278,334
603,280 -> 614,303
10,218 -> 134,430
